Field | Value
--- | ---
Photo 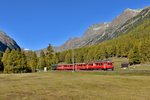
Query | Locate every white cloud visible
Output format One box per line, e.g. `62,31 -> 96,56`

24,48 -> 30,51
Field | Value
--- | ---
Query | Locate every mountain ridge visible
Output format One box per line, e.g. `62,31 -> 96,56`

35,6 -> 150,56
0,30 -> 21,52
52,7 -> 143,52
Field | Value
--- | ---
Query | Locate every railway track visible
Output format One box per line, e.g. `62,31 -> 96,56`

51,70 -> 150,73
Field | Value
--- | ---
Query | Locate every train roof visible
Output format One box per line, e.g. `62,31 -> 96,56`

88,60 -> 113,63
57,60 -> 113,65
57,63 -> 86,65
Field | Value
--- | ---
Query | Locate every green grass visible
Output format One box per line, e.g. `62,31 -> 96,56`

109,57 -> 150,71
127,66 -> 150,71
0,72 -> 150,100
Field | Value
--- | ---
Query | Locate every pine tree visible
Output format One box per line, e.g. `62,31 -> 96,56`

45,44 -> 54,69
5,49 -> 17,73
26,50 -> 33,72
2,48 -> 10,73
128,46 -> 141,65
20,50 -> 27,72
2,48 -> 10,67
0,51 -> 4,71
30,52 -> 37,72
65,51 -> 72,64
39,50 -> 46,70
139,39 -> 150,63
52,53 -> 58,65
15,48 -> 21,73
87,48 -> 94,62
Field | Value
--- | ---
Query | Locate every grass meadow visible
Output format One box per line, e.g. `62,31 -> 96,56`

109,57 -> 150,71
0,71 -> 150,100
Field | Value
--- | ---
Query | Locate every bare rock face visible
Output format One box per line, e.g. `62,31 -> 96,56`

0,30 -> 21,52
111,6 -> 150,38
53,8 -> 143,52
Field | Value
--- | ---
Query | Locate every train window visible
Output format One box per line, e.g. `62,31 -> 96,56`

108,63 -> 110,66
96,63 -> 99,66
99,63 -> 102,66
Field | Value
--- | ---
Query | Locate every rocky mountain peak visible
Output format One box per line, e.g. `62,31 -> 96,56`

0,30 -> 21,51
124,8 -> 142,13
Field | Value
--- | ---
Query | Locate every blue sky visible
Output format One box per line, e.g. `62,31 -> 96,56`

0,0 -> 150,51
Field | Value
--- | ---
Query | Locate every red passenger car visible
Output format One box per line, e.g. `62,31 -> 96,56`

53,60 -> 114,71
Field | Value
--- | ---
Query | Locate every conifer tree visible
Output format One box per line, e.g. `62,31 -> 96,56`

15,48 -> 21,72
2,48 -> 10,67
20,50 -> 27,72
39,50 -> 46,70
65,51 -> 72,64
139,39 -> 150,63
45,44 -> 54,69
6,49 -> 17,73
26,50 -> 33,72
52,53 -> 58,65
2,48 -> 10,73
128,46 -> 141,65
87,48 -> 94,62
30,52 -> 37,72
0,51 -> 4,71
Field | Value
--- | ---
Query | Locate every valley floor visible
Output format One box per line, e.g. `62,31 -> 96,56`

0,72 -> 150,100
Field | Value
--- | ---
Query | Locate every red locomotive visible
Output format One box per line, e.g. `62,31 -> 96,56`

52,60 -> 114,71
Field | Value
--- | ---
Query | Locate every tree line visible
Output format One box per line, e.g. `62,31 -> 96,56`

0,44 -> 57,73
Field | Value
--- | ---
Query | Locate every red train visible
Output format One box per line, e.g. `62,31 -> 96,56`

52,60 -> 114,71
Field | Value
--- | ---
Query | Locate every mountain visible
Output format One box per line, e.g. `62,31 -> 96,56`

35,6 -> 150,55
52,7 -> 143,52
112,6 -> 150,37
0,30 -> 21,52
58,6 -> 150,64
